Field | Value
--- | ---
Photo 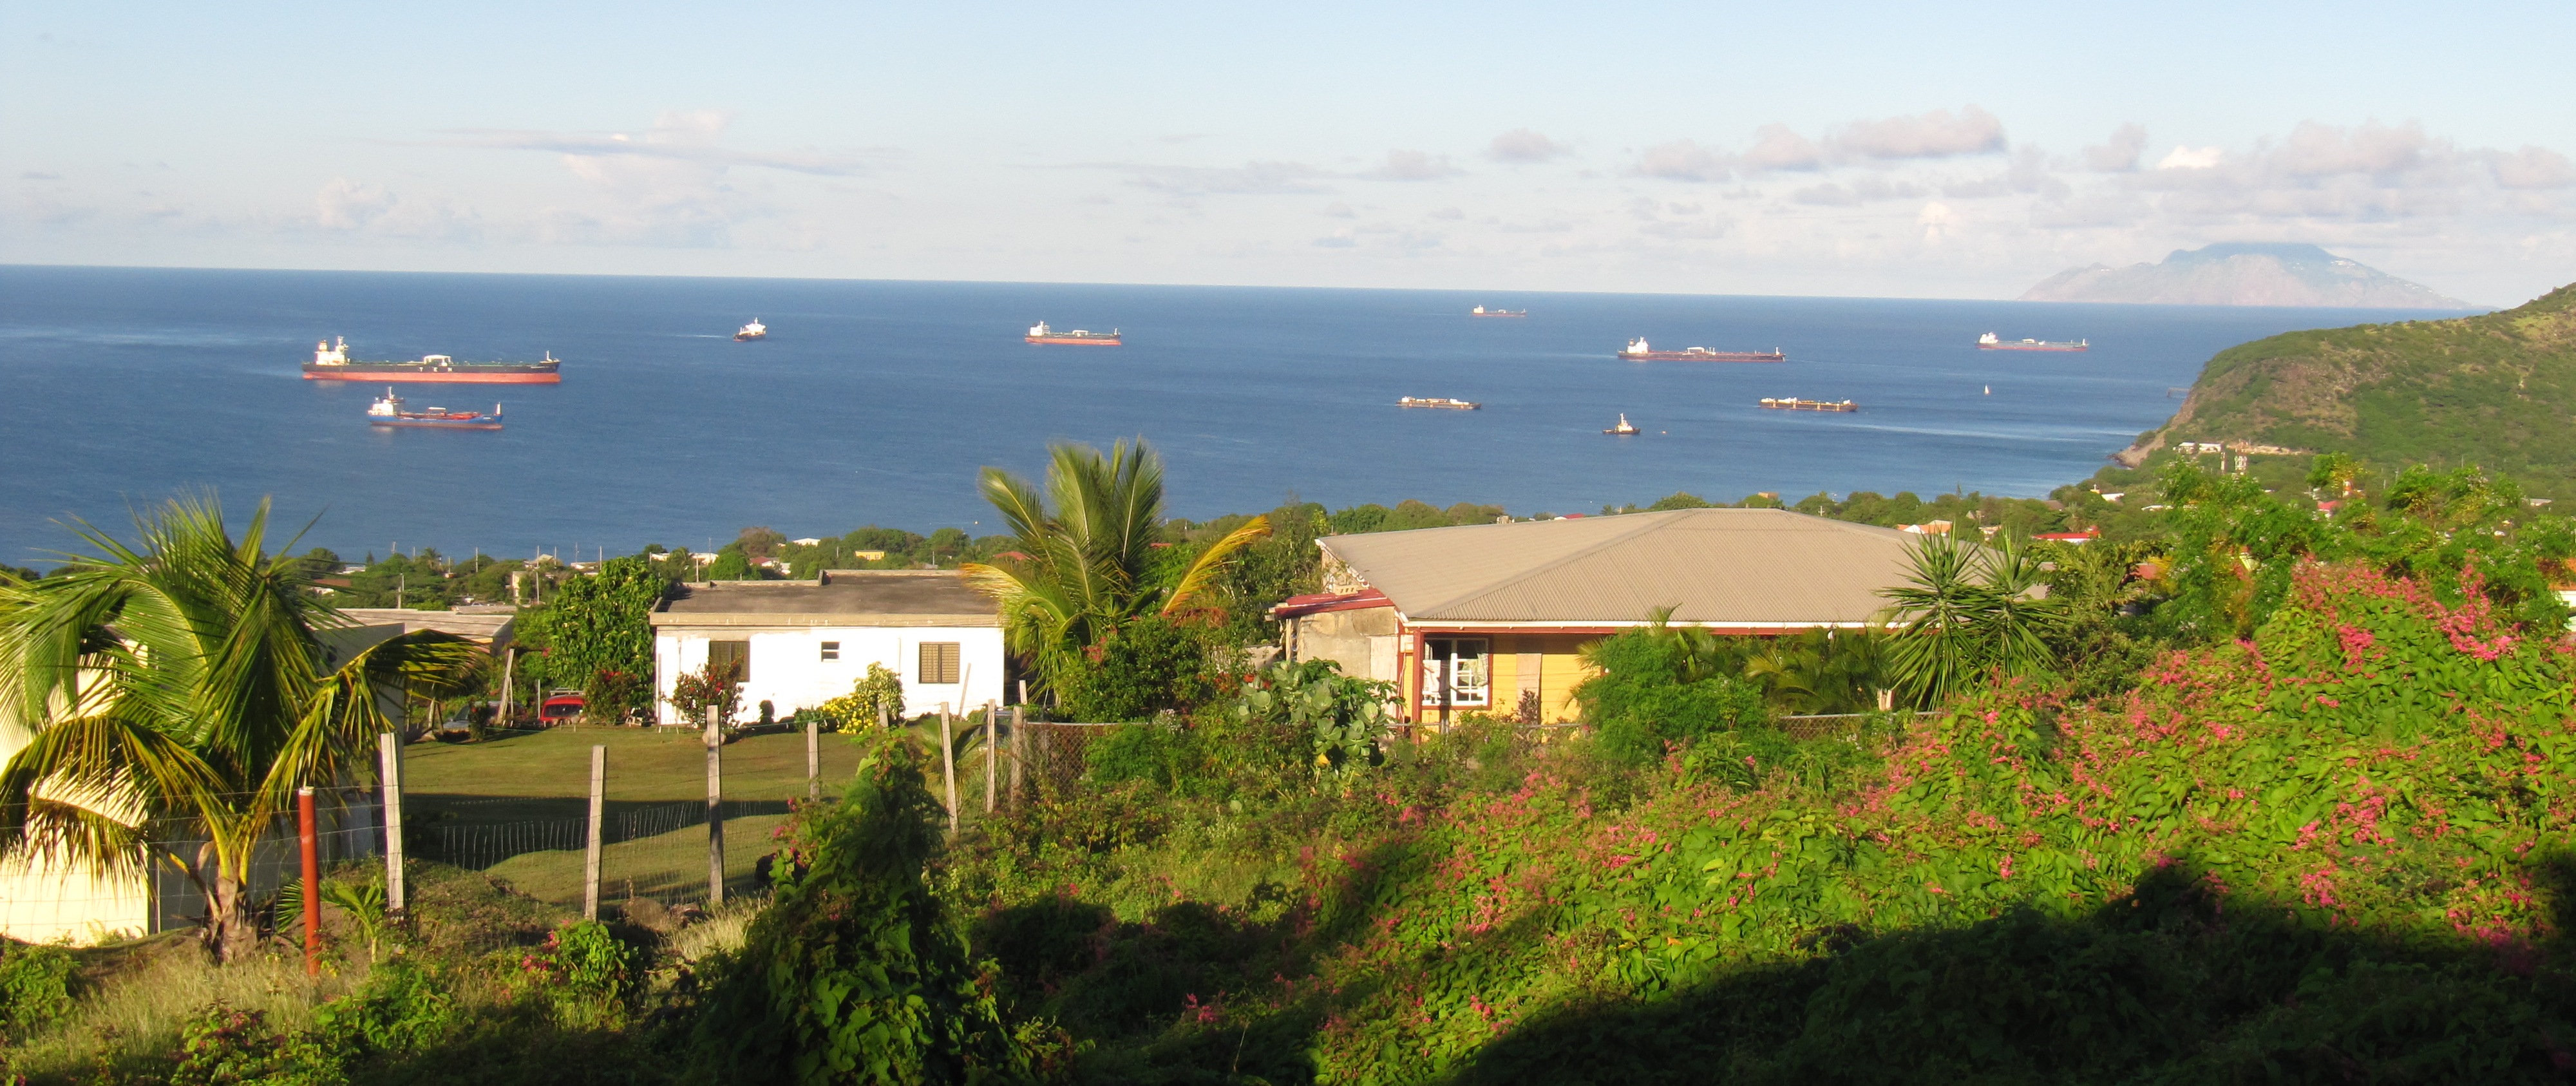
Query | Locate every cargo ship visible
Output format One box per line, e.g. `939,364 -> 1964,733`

303,338 -> 561,383
1617,338 -> 1786,362
366,390 -> 503,430
1471,306 -> 1526,318
1977,332 -> 2087,352
1759,397 -> 1857,412
1397,396 -> 1481,410
735,319 -> 767,341
1027,321 -> 1121,345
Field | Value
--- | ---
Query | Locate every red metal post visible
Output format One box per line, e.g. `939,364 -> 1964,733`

297,786 -> 321,976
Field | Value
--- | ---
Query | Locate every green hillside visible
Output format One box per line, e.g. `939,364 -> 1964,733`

2126,282 -> 2576,495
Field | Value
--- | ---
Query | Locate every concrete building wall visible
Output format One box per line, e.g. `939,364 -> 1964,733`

1287,607 -> 1400,681
656,624 -> 1007,723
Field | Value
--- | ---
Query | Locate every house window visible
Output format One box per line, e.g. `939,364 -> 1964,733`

1421,638 -> 1490,708
819,641 -> 840,662
918,642 -> 961,685
708,640 -> 750,683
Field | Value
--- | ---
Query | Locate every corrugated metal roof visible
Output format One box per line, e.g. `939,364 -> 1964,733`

1318,508 -> 1915,625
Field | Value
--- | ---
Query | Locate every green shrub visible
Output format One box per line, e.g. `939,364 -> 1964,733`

1230,659 -> 1397,779
0,940 -> 74,1039
687,732 -> 1033,1082
1085,721 -> 1202,791
310,958 -> 453,1058
168,1004 -> 346,1086
1054,615 -> 1218,723
817,662 -> 905,732
1575,628 -> 1767,761
526,920 -> 636,1007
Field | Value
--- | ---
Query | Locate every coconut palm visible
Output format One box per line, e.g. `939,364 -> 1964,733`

963,439 -> 1269,691
1879,530 -> 2067,709
0,495 -> 477,962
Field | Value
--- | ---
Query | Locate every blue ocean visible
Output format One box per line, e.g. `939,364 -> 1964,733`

0,265 -> 2473,564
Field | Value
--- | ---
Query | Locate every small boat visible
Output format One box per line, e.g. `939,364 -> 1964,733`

1617,338 -> 1786,362
1397,397 -> 1482,410
1759,397 -> 1857,412
1977,332 -> 2086,352
1027,321 -> 1122,346
1604,413 -> 1639,435
735,319 -> 768,341
1471,306 -> 1527,318
366,388 -> 502,430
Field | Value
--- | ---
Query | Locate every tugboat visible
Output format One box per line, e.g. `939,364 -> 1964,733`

1471,306 -> 1527,318
366,388 -> 503,430
734,319 -> 768,342
1026,321 -> 1122,345
1616,338 -> 1786,362
1604,413 -> 1640,435
1397,397 -> 1482,410
1977,332 -> 2087,352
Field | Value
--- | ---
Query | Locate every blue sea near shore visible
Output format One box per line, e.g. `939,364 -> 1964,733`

0,265 -> 2479,565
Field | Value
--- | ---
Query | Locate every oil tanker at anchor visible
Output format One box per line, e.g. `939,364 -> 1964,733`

303,337 -> 562,383
1616,338 -> 1785,362
1026,321 -> 1121,345
1977,332 -> 2088,352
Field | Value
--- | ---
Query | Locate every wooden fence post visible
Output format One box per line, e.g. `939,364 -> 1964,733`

584,745 -> 605,920
377,733 -> 404,916
1009,705 -> 1025,808
983,701 -> 998,814
706,707 -> 725,905
297,786 -> 321,976
806,714 -> 820,802
939,705 -> 959,834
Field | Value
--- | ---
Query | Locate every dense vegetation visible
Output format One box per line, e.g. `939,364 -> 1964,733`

2128,280 -> 2576,498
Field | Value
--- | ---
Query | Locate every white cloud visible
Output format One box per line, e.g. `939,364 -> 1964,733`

1321,202 -> 1356,218
433,110 -> 882,176
1830,106 -> 2005,161
1632,139 -> 1730,182
1124,160 -> 1334,195
2491,147 -> 2576,190
2271,120 -> 2432,177
1426,206 -> 1465,220
1741,124 -> 1824,172
1487,129 -> 1569,163
2082,124 -> 2147,172
1368,149 -> 1464,181
2157,145 -> 2224,170
1916,200 -> 1956,242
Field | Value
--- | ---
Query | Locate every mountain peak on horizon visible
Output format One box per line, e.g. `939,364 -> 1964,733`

2022,242 -> 2474,309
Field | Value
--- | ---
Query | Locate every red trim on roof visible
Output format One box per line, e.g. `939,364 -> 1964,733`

1270,588 -> 1391,618
2034,528 -> 2101,542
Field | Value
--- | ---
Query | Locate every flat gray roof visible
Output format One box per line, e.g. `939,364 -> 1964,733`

650,569 -> 998,629
332,609 -> 516,649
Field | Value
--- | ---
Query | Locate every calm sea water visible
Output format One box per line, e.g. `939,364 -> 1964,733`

0,265 -> 2474,564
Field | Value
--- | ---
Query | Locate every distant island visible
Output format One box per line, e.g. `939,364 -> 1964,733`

2021,242 -> 2474,309
2113,281 -> 2576,495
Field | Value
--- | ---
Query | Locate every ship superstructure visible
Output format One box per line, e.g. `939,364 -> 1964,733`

735,319 -> 768,341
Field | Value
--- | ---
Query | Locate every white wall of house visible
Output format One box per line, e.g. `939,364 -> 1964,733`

654,625 -> 1006,723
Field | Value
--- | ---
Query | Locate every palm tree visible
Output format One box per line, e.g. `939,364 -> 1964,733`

963,440 -> 1268,693
1880,530 -> 2067,709
0,495 -> 475,962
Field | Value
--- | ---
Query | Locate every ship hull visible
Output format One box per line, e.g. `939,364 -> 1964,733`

307,365 -> 560,383
1616,351 -> 1786,362
369,419 -> 503,430
734,334 -> 765,342
1026,336 -> 1122,345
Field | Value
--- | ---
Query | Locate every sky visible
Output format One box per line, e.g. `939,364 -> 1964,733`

7,1 -> 2575,305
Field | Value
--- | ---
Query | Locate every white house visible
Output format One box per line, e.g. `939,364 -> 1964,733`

649,569 -> 1007,723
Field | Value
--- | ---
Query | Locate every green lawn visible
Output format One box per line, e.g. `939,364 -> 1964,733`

484,814 -> 791,908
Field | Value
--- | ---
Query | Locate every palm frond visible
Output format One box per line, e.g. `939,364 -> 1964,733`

1163,515 -> 1271,616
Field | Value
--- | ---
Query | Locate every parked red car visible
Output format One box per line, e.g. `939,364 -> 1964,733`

538,690 -> 586,724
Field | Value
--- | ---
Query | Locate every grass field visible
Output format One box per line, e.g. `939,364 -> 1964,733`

395,723 -> 1008,906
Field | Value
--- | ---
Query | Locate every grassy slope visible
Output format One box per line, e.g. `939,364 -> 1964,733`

2145,282 -> 2576,495
952,561 -> 2576,1082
